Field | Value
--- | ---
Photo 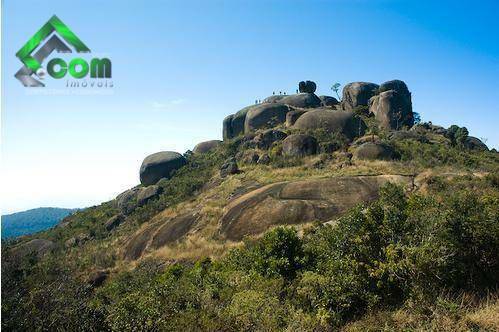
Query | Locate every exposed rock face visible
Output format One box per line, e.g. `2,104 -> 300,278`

220,157 -> 238,177
231,106 -> 254,138
137,185 -> 162,206
253,129 -> 287,149
319,95 -> 339,107
465,136 -> 488,151
379,79 -> 411,97
282,134 -> 318,157
369,81 -> 413,130
223,114 -> 234,140
219,175 -> 412,240
140,151 -> 187,186
280,93 -> 321,108
263,95 -> 286,103
223,106 -> 255,140
105,214 -> 125,231
299,80 -> 317,93
286,109 -> 308,127
116,187 -> 141,215
353,142 -> 397,161
244,103 -> 291,133
10,239 -> 55,260
193,140 -> 222,154
293,109 -> 366,140
124,211 -> 200,260
341,82 -> 379,110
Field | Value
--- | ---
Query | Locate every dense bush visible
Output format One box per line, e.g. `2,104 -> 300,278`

22,182 -> 492,331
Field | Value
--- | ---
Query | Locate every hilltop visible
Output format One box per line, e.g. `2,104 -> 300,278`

2,80 -> 498,331
1,207 -> 76,239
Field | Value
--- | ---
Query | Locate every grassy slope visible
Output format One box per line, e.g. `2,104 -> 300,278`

2,129 -> 499,330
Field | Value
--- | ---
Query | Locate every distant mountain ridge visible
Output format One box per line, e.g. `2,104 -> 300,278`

1,207 -> 76,239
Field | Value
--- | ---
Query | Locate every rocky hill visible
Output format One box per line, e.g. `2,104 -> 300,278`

2,80 -> 498,331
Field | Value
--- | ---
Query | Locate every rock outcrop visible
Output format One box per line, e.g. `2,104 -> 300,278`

319,95 -> 339,107
369,80 -> 413,130
263,95 -> 286,103
280,93 -> 321,108
244,103 -> 291,133
299,80 -> 317,93
285,109 -> 308,127
293,109 -> 366,140
105,214 -> 125,231
465,136 -> 488,151
220,175 -> 412,240
341,82 -> 379,110
193,140 -> 222,154
282,134 -> 318,157
137,185 -> 162,206
220,157 -> 238,177
223,106 -> 255,140
353,142 -> 397,161
253,129 -> 287,149
140,151 -> 187,186
116,187 -> 141,215
124,211 -> 200,260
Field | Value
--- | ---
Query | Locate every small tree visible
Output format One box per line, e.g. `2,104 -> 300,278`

413,112 -> 421,125
455,127 -> 469,146
331,83 -> 341,100
446,125 -> 468,147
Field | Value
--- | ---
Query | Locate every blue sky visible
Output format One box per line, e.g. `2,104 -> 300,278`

2,0 -> 498,213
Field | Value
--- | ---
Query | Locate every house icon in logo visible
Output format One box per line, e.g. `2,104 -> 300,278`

15,15 -> 90,87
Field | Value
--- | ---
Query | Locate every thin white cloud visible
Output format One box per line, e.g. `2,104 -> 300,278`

150,98 -> 187,109
171,98 -> 186,105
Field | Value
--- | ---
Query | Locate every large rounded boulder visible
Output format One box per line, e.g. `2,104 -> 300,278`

353,142 -> 397,161
282,134 -> 318,156
223,106 -> 256,140
253,129 -> 287,149
263,95 -> 286,103
379,79 -> 411,97
280,93 -> 321,108
319,95 -> 339,107
369,89 -> 413,130
140,151 -> 187,186
223,114 -> 234,140
244,103 -> 290,133
465,136 -> 488,151
193,140 -> 222,154
286,109 -> 308,127
341,82 -> 379,110
293,109 -> 366,140
298,80 -> 317,93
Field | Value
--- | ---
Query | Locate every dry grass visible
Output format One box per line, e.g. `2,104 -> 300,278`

125,155 -> 488,265
342,292 -> 499,332
150,233 -> 241,261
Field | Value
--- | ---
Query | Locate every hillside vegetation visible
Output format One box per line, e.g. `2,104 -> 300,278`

1,207 -> 76,239
2,80 -> 498,331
